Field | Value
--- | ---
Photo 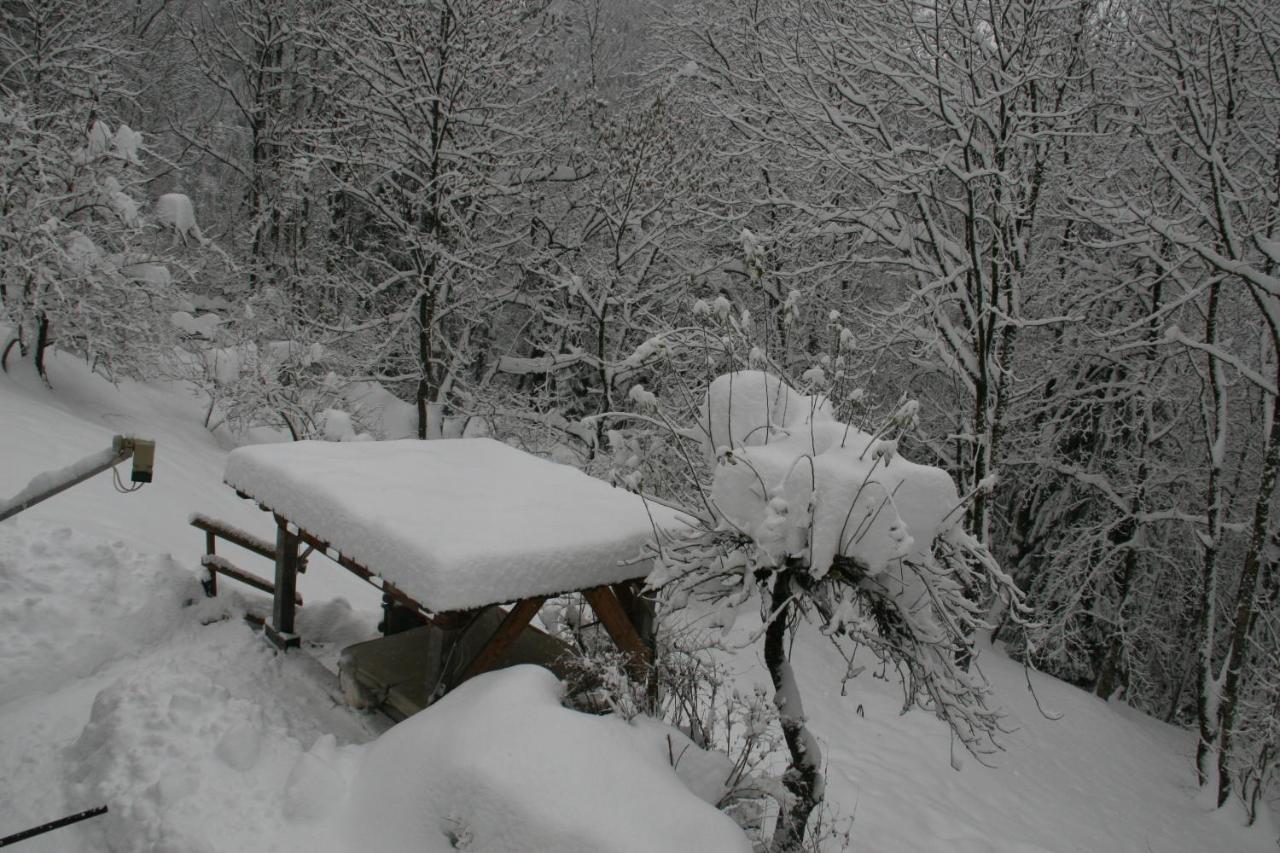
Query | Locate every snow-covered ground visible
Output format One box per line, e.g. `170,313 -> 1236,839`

0,351 -> 1274,852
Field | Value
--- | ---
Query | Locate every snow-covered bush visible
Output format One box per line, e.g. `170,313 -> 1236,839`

171,286 -> 362,441
622,363 -> 1025,851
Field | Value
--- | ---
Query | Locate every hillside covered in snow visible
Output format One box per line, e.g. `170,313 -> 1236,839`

0,350 -> 1273,852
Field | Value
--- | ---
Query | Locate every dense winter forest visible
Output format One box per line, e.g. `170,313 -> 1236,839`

3,0 -> 1279,846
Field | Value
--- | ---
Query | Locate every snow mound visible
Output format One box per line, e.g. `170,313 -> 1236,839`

693,370 -> 833,464
341,665 -> 751,853
696,373 -> 961,577
65,621 -> 369,853
712,419 -> 961,576
112,124 -> 143,165
0,522 -> 201,704
155,193 -> 203,243
170,310 -> 222,339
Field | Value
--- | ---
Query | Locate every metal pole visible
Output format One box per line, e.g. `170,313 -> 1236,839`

0,446 -> 130,523
0,436 -> 154,524
0,805 -> 108,847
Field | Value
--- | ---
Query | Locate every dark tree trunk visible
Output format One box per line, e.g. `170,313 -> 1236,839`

34,312 -> 51,384
765,571 -> 823,852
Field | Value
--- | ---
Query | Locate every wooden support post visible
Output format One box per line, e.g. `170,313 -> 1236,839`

266,516 -> 301,650
203,529 -> 217,597
583,585 -> 654,688
612,580 -> 656,654
458,597 -> 547,684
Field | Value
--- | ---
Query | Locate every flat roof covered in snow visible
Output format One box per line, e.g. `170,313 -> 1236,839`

223,438 -> 686,612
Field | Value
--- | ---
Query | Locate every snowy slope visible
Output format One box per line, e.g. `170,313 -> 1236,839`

790,630 -> 1273,852
0,355 -> 1274,852
0,348 -> 372,607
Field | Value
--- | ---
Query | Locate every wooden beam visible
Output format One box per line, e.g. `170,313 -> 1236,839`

458,597 -> 548,684
201,555 -> 302,606
189,513 -> 276,562
291,527 -> 428,615
583,585 -> 653,679
611,580 -> 656,653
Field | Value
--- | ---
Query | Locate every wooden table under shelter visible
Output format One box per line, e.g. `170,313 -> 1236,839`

218,438 -> 686,717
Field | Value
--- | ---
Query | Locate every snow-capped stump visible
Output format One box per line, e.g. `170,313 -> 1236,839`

155,193 -> 205,245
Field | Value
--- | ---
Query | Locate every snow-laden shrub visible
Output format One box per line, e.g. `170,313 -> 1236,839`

606,361 -> 1026,851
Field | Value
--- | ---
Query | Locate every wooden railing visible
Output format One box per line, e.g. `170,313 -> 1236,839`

190,513 -> 302,606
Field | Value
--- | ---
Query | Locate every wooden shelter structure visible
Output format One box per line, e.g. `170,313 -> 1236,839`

203,438 -> 686,718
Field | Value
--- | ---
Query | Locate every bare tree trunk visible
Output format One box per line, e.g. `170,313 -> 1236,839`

1195,279 -> 1226,788
1214,382 -> 1280,805
34,312 -> 51,384
765,571 -> 823,852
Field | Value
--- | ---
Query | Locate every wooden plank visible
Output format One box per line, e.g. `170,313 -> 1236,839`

189,513 -> 277,562
271,515 -> 300,643
291,528 -> 428,616
201,555 -> 303,606
583,585 -> 653,675
458,597 -> 547,683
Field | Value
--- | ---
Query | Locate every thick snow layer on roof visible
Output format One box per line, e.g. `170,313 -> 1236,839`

223,438 -> 688,611
342,665 -> 751,853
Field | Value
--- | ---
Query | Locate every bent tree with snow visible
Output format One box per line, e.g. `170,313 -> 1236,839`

638,371 -> 1025,850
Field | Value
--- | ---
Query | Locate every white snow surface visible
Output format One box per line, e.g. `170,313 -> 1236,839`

223,438 -> 690,611
700,373 -> 958,575
713,419 -> 960,576
341,665 -> 751,853
0,347 -> 1275,853
154,193 -> 202,242
693,370 -> 834,464
112,124 -> 142,165
169,311 -> 222,339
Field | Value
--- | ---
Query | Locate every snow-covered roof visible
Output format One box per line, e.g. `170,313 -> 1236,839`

223,438 -> 686,612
